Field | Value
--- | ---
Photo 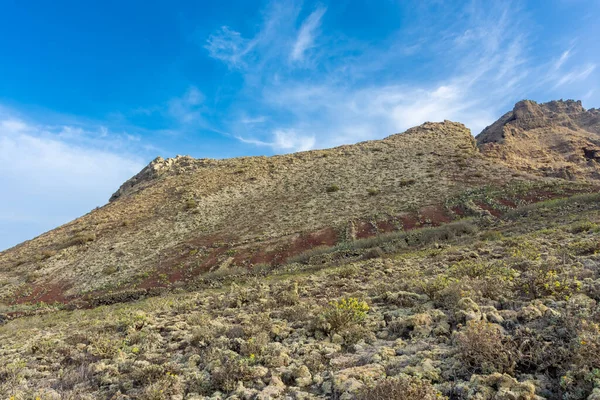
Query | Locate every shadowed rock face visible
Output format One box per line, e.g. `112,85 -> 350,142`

476,99 -> 600,180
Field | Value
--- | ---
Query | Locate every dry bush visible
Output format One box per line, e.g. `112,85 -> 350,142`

455,320 -> 516,375
356,375 -> 444,400
573,320 -> 600,369
273,281 -> 300,306
140,372 -> 182,400
210,352 -> 255,393
63,232 -> 96,248
326,184 -> 341,193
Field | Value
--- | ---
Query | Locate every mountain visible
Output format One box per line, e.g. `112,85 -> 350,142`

0,120 -> 536,307
477,99 -> 600,180
1,100 -> 600,399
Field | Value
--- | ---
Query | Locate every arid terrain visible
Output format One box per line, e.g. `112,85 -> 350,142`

1,99 -> 600,399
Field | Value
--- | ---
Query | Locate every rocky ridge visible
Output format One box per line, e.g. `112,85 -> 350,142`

477,99 -> 600,180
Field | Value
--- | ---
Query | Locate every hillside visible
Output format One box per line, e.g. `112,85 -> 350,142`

0,120 -> 546,308
1,99 -> 600,399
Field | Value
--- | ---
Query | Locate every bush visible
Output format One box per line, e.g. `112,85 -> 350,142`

321,297 -> 369,333
210,352 -> 255,392
326,184 -> 340,193
366,188 -> 380,196
568,221 -> 599,234
399,178 -> 416,187
517,261 -> 580,300
184,198 -> 198,209
480,230 -> 504,241
63,232 -> 96,248
455,320 -> 515,375
356,375 -> 444,400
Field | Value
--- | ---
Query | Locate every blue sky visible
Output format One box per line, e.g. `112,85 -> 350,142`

1,0 -> 599,250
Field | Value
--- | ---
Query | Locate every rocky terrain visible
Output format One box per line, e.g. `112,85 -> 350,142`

1,99 -> 600,399
478,100 -> 600,180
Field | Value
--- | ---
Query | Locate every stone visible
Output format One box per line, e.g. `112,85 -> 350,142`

294,365 -> 312,387
333,364 -> 385,395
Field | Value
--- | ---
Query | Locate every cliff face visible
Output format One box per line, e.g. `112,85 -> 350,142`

477,100 -> 600,180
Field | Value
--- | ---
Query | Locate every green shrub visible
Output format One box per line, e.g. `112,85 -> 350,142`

480,230 -> 504,241
568,221 -> 599,234
517,261 -> 580,300
321,297 -> 369,333
567,240 -> 600,256
366,188 -> 380,196
184,198 -> 198,209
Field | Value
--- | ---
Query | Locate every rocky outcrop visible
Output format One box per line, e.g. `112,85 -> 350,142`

476,99 -> 600,180
109,155 -> 208,201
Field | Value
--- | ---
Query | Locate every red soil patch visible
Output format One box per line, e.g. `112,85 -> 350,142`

14,280 -> 70,305
420,206 -> 453,225
399,214 -> 420,231
475,202 -> 502,217
497,198 -> 517,208
451,206 -> 466,216
278,227 -> 339,263
376,219 -> 398,233
355,221 -> 377,239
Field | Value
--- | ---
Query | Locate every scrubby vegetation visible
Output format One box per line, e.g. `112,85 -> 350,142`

1,193 -> 600,399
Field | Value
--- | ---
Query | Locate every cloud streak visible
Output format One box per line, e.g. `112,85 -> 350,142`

290,6 -> 327,62
203,0 -> 598,153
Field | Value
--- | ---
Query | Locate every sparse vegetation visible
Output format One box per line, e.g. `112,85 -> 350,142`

3,107 -> 600,398
326,184 -> 340,193
357,375 -> 444,400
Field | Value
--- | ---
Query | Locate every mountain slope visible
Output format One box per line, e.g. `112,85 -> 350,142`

0,101 -> 598,310
2,99 -> 600,399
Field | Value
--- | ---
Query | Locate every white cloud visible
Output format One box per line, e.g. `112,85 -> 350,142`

273,129 -> 315,151
205,26 -> 256,68
236,129 -> 315,152
0,114 -> 144,250
554,49 -> 572,70
290,6 -> 327,62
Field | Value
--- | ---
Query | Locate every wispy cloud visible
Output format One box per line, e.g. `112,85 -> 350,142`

290,6 -> 327,62
204,0 -> 598,151
554,49 -> 572,70
205,27 -> 256,68
237,129 -> 315,151
168,86 -> 205,125
554,63 -> 596,87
